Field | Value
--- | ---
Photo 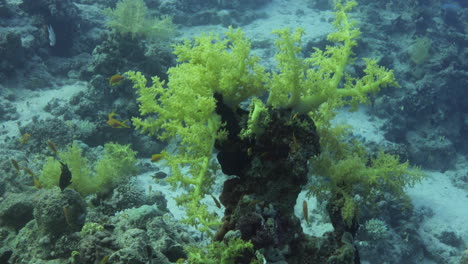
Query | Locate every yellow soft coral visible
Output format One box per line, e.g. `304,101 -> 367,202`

105,0 -> 176,39
126,70 -> 224,233
126,27 -> 272,233
128,0 -> 402,233
39,142 -> 137,196
267,0 -> 398,128
310,123 -> 425,226
172,27 -> 268,109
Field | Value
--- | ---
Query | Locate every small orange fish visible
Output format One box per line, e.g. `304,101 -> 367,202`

24,167 -> 35,177
151,153 -> 164,162
24,167 -> 41,189
291,132 -> 299,153
303,200 -> 309,224
292,112 -> 299,120
109,74 -> 125,86
11,159 -> 20,173
247,199 -> 263,207
18,133 -> 31,145
107,112 -> 130,128
247,147 -> 253,156
63,206 -> 73,228
47,140 -> 58,154
33,177 -> 41,189
100,255 -> 109,264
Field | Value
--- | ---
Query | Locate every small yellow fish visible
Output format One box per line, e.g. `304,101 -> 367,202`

291,132 -> 299,153
23,167 -> 41,188
292,112 -> 299,120
47,140 -> 58,154
11,159 -> 20,173
107,112 -> 130,128
63,206 -> 73,228
151,153 -> 164,162
109,74 -> 124,86
303,200 -> 309,224
23,167 -> 35,177
247,199 -> 263,207
100,255 -> 109,264
18,133 -> 31,145
247,147 -> 253,156
33,177 -> 41,189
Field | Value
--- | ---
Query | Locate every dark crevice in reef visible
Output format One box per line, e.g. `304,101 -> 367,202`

214,94 -> 361,263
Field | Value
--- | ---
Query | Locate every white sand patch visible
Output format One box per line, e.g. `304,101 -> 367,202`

178,0 -> 334,37
177,0 -> 334,68
333,107 -> 468,246
295,190 -> 334,237
408,171 -> 468,255
0,82 -> 87,142
240,0 -> 334,40
135,156 -> 226,221
409,171 -> 468,228
136,170 -> 188,219
333,106 -> 388,144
